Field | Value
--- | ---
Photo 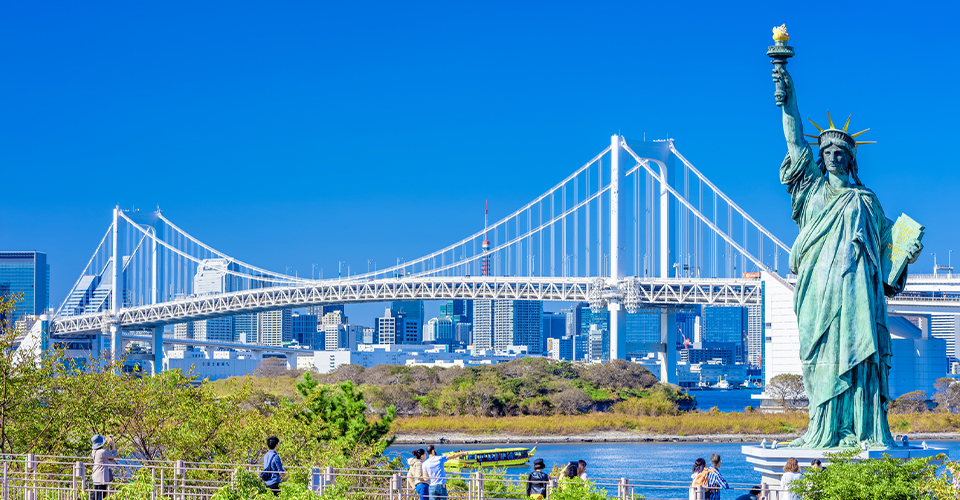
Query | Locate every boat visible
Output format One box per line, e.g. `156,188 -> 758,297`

711,377 -> 731,390
444,447 -> 536,468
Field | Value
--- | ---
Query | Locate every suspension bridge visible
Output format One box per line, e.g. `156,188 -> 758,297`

29,135 -> 960,379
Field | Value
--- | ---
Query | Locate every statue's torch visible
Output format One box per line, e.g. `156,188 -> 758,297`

767,24 -> 794,107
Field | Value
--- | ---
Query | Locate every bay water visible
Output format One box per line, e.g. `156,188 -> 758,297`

388,440 -> 959,499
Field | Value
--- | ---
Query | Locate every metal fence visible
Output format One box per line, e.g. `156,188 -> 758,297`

0,454 -> 793,500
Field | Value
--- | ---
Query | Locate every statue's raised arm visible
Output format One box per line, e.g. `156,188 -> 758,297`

773,66 -> 807,165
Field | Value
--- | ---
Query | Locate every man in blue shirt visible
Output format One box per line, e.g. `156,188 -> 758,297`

705,453 -> 730,500
262,436 -> 284,495
421,445 -> 467,499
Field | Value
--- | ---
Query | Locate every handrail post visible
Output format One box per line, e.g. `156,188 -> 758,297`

476,471 -> 484,500
324,466 -> 334,490
695,485 -> 705,500
2,461 -> 7,500
547,477 -> 557,499
618,477 -> 628,499
174,460 -> 184,500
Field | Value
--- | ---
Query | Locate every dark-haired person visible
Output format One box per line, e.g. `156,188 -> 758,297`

261,436 -> 285,495
690,458 -> 708,500
421,445 -> 466,499
406,449 -> 429,500
704,454 -> 729,500
779,457 -> 802,500
526,458 -> 550,499
577,460 -> 588,481
557,462 -> 578,490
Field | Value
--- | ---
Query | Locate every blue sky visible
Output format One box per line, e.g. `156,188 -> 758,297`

2,1 -> 957,325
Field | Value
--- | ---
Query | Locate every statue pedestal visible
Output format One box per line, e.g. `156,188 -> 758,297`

741,443 -> 949,486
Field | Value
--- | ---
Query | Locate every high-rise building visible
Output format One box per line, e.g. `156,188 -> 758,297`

746,304 -> 763,366
542,312 -> 567,355
0,251 -> 49,325
234,314 -> 257,343
258,309 -> 292,346
564,303 -> 588,337
402,318 -> 421,344
377,308 -> 400,345
455,322 -> 472,347
188,259 -> 238,344
473,300 -> 542,352
703,306 -> 748,363
473,300 -> 493,349
424,317 -> 454,345
626,310 -> 660,358
292,313 -> 319,349
307,304 -> 345,318
324,324 -> 363,350
362,327 -> 376,345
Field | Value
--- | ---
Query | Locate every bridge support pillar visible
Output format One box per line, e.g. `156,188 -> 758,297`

110,324 -> 122,366
659,308 -> 677,384
152,326 -> 163,375
608,301 -> 627,360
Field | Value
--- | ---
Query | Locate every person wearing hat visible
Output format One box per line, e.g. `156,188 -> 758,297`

526,458 -> 550,499
90,434 -> 117,500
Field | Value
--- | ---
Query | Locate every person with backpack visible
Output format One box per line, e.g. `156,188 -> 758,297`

704,454 -> 730,500
690,457 -> 708,500
406,449 -> 430,500
526,458 -> 550,499
261,436 -> 285,496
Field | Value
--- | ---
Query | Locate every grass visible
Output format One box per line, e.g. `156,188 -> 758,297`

392,412 -> 960,437
391,411 -> 810,436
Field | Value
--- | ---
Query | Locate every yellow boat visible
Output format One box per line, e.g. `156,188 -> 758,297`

444,447 -> 536,468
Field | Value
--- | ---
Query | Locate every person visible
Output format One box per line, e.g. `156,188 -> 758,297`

557,462 -> 578,490
577,460 -> 588,481
772,55 -> 922,449
406,449 -> 430,500
90,434 -> 117,500
810,459 -> 823,469
704,454 -> 729,500
690,458 -> 708,500
526,458 -> 550,499
779,458 -> 802,500
261,436 -> 284,496
421,445 -> 466,500
733,486 -> 764,500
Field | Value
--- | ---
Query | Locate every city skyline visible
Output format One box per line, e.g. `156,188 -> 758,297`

2,2 -> 958,326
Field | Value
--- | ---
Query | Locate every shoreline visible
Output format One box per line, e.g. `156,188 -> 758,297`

391,431 -> 960,445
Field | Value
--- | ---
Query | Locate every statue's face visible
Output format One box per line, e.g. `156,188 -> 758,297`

822,145 -> 849,175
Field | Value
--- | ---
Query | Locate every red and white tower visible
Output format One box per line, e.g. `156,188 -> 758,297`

481,201 -> 491,277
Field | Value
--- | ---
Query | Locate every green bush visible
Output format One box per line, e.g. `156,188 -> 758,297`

788,449 -> 951,500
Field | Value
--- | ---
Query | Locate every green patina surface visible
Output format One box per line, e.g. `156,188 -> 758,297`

770,33 -> 922,450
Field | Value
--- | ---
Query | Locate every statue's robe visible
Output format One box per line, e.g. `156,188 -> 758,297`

781,145 -> 907,449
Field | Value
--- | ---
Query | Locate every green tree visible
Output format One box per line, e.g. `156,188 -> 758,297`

789,449 -> 938,500
888,390 -> 928,414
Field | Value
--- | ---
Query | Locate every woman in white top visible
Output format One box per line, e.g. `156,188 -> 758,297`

779,457 -> 803,500
577,460 -> 588,480
90,434 -> 117,500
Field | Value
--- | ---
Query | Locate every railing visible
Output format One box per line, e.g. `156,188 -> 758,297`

1,453 -> 798,500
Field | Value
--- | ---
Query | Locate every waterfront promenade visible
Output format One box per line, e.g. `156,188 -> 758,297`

3,452 -> 784,500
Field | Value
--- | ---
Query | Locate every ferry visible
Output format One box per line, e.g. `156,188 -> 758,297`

444,447 -> 536,468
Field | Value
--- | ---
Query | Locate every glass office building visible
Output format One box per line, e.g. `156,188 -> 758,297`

0,251 -> 50,325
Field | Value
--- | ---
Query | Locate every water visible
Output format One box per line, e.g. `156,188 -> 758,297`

689,389 -> 762,412
388,440 -> 960,499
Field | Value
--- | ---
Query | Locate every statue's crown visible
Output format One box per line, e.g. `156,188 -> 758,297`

804,111 -> 875,149
772,24 -> 789,41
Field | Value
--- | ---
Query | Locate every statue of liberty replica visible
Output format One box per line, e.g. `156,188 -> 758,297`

769,25 -> 924,449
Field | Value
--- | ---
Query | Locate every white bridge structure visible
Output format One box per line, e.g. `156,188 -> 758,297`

37,135 -> 960,381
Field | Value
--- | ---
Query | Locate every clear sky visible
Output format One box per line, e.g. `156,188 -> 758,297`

2,1 -> 957,326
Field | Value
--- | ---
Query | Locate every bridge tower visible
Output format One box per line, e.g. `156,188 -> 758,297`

608,135 -> 628,360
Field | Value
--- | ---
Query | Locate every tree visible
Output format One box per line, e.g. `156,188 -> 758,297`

933,378 -> 960,414
549,387 -> 592,415
888,390 -> 928,414
789,449 -> 942,500
767,373 -> 807,411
